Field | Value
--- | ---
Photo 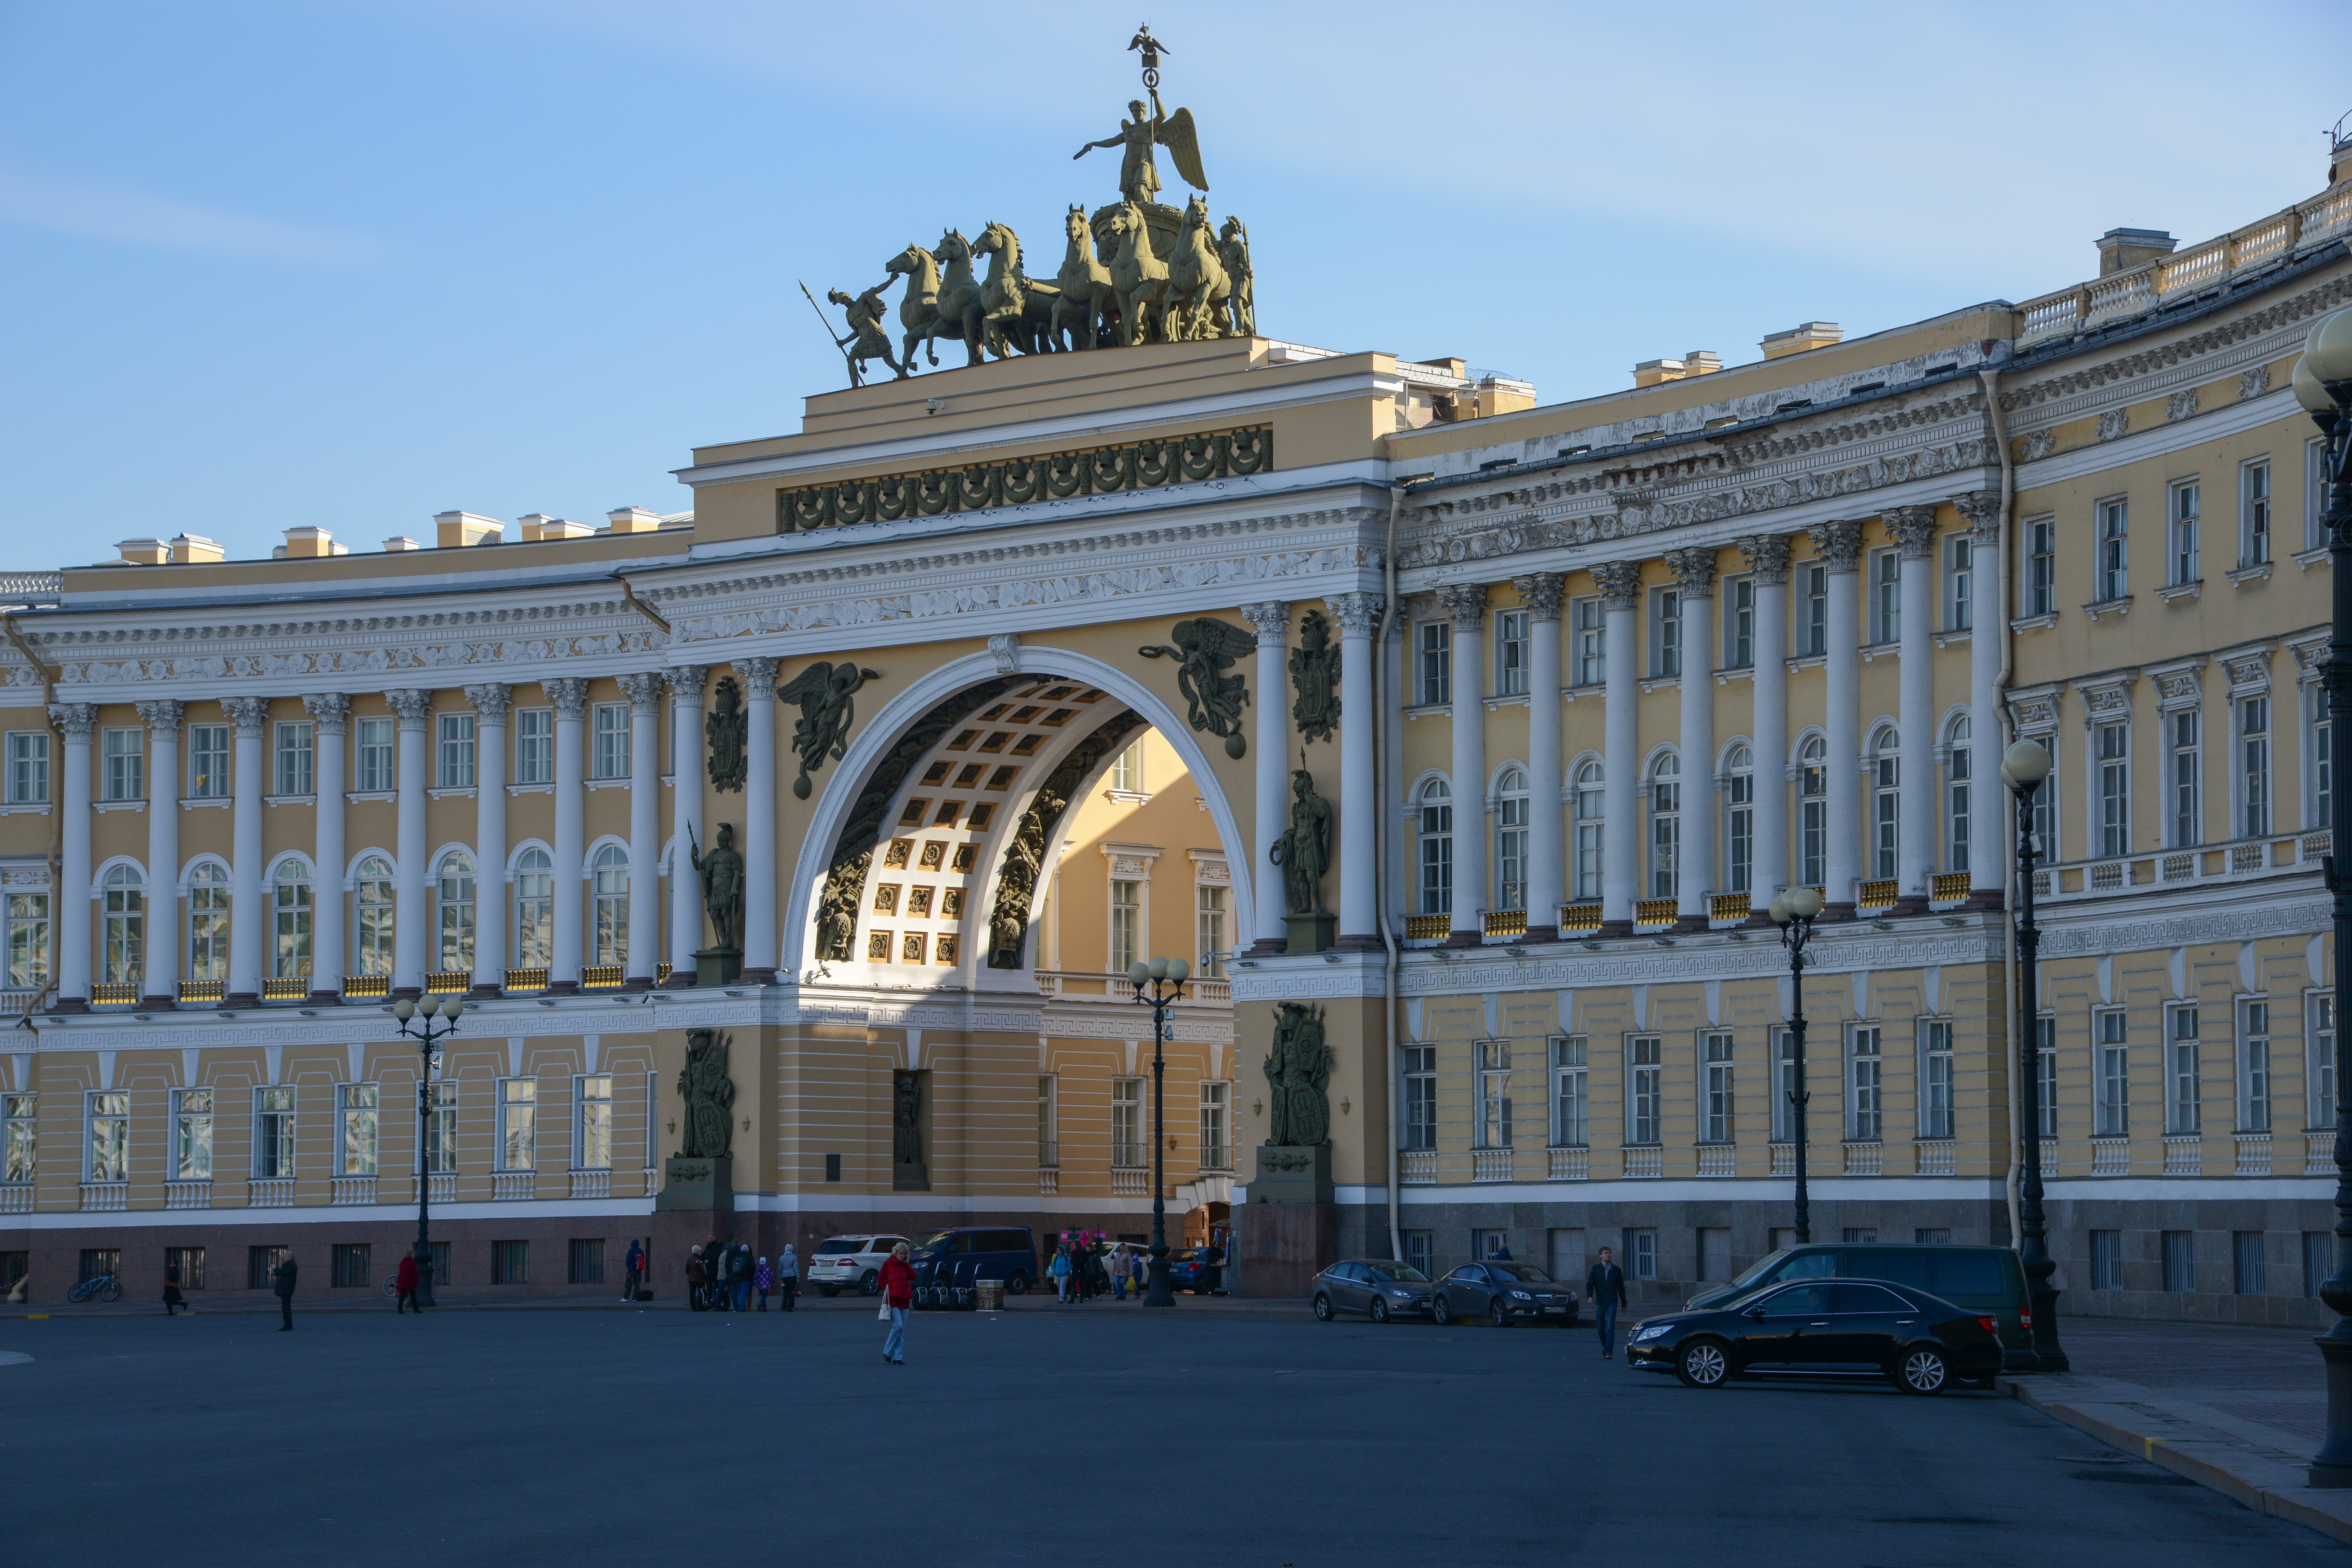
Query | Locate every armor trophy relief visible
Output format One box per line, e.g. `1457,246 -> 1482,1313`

803,25 -> 1257,386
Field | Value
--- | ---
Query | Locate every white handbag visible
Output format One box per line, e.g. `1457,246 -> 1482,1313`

878,1301 -> 892,1321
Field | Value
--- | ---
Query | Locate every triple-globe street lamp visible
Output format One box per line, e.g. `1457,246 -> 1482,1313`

392,992 -> 464,1308
1126,954 -> 1190,1309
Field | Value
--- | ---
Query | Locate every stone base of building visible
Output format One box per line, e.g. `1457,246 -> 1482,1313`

1230,1199 -> 1335,1299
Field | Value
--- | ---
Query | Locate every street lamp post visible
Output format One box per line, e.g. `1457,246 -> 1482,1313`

1768,885 -> 1824,1244
392,992 -> 464,1309
2000,738 -> 2067,1373
2293,307 -> 2352,1485
1128,954 -> 1189,1309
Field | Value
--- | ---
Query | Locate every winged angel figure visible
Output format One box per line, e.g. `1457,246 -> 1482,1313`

777,660 -> 882,799
1139,617 -> 1255,758
1075,83 -> 1209,205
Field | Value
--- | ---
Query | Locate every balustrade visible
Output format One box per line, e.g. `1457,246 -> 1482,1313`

2162,1136 -> 2202,1177
1472,1148 -> 1515,1182
1546,1146 -> 1588,1181
491,1170 -> 536,1200
2234,1133 -> 2272,1177
164,1180 -> 211,1209
1696,1144 -> 1735,1177
1621,1146 -> 1661,1179
248,1178 -> 295,1206
569,1168 -> 611,1199
1915,1141 -> 1955,1176
2091,1140 -> 2129,1176
1842,1142 -> 1882,1177
1401,1149 -> 1437,1185
331,1176 -> 376,1205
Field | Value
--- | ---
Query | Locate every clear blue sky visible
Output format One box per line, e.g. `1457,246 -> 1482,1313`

3,0 -> 2346,566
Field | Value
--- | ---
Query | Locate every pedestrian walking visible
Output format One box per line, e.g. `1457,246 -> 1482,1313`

1049,1245 -> 1071,1303
271,1251 -> 299,1331
687,1245 -> 710,1311
1109,1243 -> 1129,1300
730,1243 -> 753,1312
1585,1246 -> 1628,1360
777,1244 -> 800,1311
754,1256 -> 774,1311
622,1238 -> 645,1304
395,1248 -> 421,1314
878,1241 -> 914,1365
1201,1238 -> 1223,1295
162,1258 -> 186,1317
1129,1249 -> 1146,1298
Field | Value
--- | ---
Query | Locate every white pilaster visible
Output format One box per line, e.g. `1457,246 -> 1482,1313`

137,700 -> 183,1004
51,703 -> 95,1008
1513,574 -> 1566,938
1890,506 -> 1940,911
1332,593 -> 1383,946
465,683 -> 510,994
1242,602 -> 1291,953
1383,613 -> 1407,929
389,689 -> 431,994
738,658 -> 780,983
224,696 -> 268,1004
1666,548 -> 1718,927
1438,584 -> 1488,942
619,673 -> 665,986
303,694 -> 349,999
1958,491 -> 2006,900
1594,562 -> 1644,933
546,678 -> 588,992
1812,522 -> 1865,918
668,666 -> 708,982
1738,535 -> 1794,911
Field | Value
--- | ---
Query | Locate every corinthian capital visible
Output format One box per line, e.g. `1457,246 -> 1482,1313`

1590,560 -> 1644,611
669,665 -> 710,706
543,677 -> 591,720
1807,521 -> 1864,574
1885,505 -> 1940,561
1510,573 -> 1566,623
222,696 -> 270,734
49,701 -> 98,738
301,693 -> 351,733
1735,533 -> 1794,585
1952,490 -> 2003,542
1662,546 -> 1719,598
1435,584 -> 1487,630
735,657 -> 780,699
617,672 -> 666,715
1241,602 -> 1292,645
386,689 -> 433,727
135,699 -> 185,732
463,683 -> 513,724
1328,592 -> 1386,638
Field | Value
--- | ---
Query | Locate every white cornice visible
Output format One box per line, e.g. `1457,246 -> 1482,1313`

2013,386 -> 2305,491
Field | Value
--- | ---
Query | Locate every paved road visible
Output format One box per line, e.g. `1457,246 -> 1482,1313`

3,1304 -> 2335,1565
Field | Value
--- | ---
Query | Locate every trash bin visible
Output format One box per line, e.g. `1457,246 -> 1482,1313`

975,1279 -> 1005,1311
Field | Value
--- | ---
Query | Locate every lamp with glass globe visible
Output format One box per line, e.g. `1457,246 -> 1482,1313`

1767,883 -> 1824,1242
1998,738 -> 2067,1372
1127,954 -> 1190,1307
392,990 -> 464,1308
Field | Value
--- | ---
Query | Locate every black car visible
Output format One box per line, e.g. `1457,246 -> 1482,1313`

1310,1259 -> 1435,1322
1430,1260 -> 1580,1327
908,1226 -> 1038,1302
1625,1277 -> 2003,1394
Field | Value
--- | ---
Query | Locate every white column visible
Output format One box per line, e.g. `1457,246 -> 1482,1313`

1384,613 -> 1407,929
546,678 -> 589,992
619,673 -> 664,986
1437,585 -> 1489,943
1890,506 -> 1940,911
1332,594 -> 1383,947
1513,574 -> 1566,938
1593,561 -> 1644,934
1738,535 -> 1794,911
1242,602 -> 1291,953
464,683 -> 510,994
136,700 -> 183,1004
1811,522 -> 1865,918
668,666 -> 708,982
1957,491 -> 2006,901
224,696 -> 268,1004
303,694 -> 349,999
1666,548 -> 1718,928
52,703 -> 96,1007
738,657 -> 780,983
389,689 -> 431,994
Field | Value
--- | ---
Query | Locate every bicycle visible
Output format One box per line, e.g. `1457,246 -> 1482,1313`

68,1273 -> 123,1304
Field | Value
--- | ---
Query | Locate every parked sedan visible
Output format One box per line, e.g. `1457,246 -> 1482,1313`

1430,1261 -> 1580,1327
1625,1278 -> 2003,1394
1310,1259 -> 1435,1323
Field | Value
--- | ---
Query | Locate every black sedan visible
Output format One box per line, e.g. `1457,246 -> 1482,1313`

1430,1261 -> 1580,1326
1310,1259 -> 1435,1322
1624,1278 -> 2003,1394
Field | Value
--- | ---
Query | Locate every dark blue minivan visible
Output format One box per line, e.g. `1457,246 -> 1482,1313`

910,1227 -> 1039,1296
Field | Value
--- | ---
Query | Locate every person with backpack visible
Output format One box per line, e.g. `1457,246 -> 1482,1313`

730,1243 -> 754,1312
1049,1245 -> 1072,1303
271,1251 -> 299,1331
1585,1246 -> 1629,1360
621,1238 -> 645,1304
686,1245 -> 711,1311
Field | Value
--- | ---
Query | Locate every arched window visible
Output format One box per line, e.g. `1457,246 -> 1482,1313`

592,844 -> 629,966
436,850 -> 475,974
1648,753 -> 1680,898
354,856 -> 395,977
513,847 -> 553,968
186,861 -> 228,982
1724,744 -> 1754,896
1572,760 -> 1605,902
1494,767 -> 1528,912
1416,778 -> 1453,916
272,858 -> 312,979
1798,735 -> 1827,888
1945,715 -> 1972,875
1871,726 -> 1900,880
101,864 -> 144,985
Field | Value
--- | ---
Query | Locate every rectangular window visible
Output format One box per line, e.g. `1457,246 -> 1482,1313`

1477,1040 -> 1514,1149
2089,1230 -> 2123,1291
101,727 -> 142,802
2311,994 -> 2336,1133
1403,1045 -> 1437,1151
355,717 -> 394,793
1874,750 -> 1899,879
2095,1009 -> 2129,1139
1799,748 -> 1826,886
1470,1228 -> 1510,1262
173,1088 -> 213,1180
337,1084 -> 377,1176
1197,1081 -> 1229,1171
2163,1231 -> 2195,1293
577,1074 -> 612,1170
1944,534 -> 1973,631
1109,879 -> 1140,974
568,1238 -> 606,1285
1571,597 -> 1605,686
3,1092 -> 35,1183
499,1079 -> 536,1170
1650,767 -> 1679,897
2315,702 -> 2333,831
2242,459 -> 2272,567
1919,1019 -> 1954,1140
1623,1228 -> 1657,1282
1947,729 -> 1971,875
2167,1006 -> 2200,1136
1724,575 -> 1754,669
593,703 -> 629,779
1036,1075 -> 1056,1166
2311,435 -> 2332,552
2031,747 -> 2061,864
2313,1232 -> 2334,1300
1847,1026 -> 1881,1142
1625,1035 -> 1660,1146
2239,998 -> 2271,1133
1108,743 -> 1142,794
2232,1231 -> 2266,1296
273,721 -> 314,797
2097,721 -> 2130,858
1726,764 -> 1752,896
254,1087 -> 295,1179
164,1245 -> 205,1291
1417,621 -> 1450,706
436,712 -> 476,789
1801,563 -> 1828,655
1418,793 -> 1452,916
1701,1032 -> 1734,1144
1772,1029 -> 1798,1143
492,1240 -> 530,1286
423,1081 -> 456,1174
6,732 -> 48,804
1842,1226 -> 1878,1247
247,1245 -> 289,1291
1651,588 -> 1681,677
2095,497 -> 2129,602
1194,882 -> 1227,979
188,723 -> 230,798
2169,479 -> 2200,585
2037,1015 -> 2058,1138
78,1248 -> 121,1287
1870,549 -> 1899,644
7,892 -> 51,992
1111,1080 -> 1142,1167
1496,784 -> 1527,912
1494,608 -> 1529,698
513,708 -> 553,785
86,1090 -> 129,1182
2241,697 -> 2271,839
1551,1036 -> 1587,1147
1401,1231 -> 1433,1280
2170,710 -> 2201,848
331,1243 -> 372,1289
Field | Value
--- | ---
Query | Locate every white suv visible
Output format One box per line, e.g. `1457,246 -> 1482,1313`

807,1234 -> 907,1297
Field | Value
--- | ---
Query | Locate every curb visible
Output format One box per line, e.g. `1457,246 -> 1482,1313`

1997,1375 -> 2352,1547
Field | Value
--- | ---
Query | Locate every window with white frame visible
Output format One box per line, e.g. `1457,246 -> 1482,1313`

2240,696 -> 2271,838
1110,742 -> 1142,794
1402,1044 -> 1437,1150
1108,878 -> 1141,973
1494,767 -> 1528,911
2029,743 -> 2061,864
1572,760 -> 1605,902
1945,715 -> 1971,874
512,847 -> 553,968
1723,575 -> 1754,669
1571,597 -> 1605,686
1801,562 -> 1828,655
1919,1019 -> 1954,1139
1847,1025 -> 1882,1141
593,703 -> 629,779
436,850 -> 476,972
2036,1015 -> 2058,1137
1799,735 -> 1827,887
6,890 -> 48,992
1199,1081 -> 1228,1170
2095,1009 -> 2129,1138
355,717 -> 394,793
435,712 -> 476,789
2095,721 -> 2130,858
1476,1040 -> 1514,1149
499,1078 -> 536,1170
1494,608 -> 1529,698
2314,695 -> 2333,830
2168,480 -> 2200,585
1701,1032 -> 1734,1143
186,861 -> 228,981
1111,1079 -> 1142,1167
101,863 -> 143,985
2167,1005 -> 2200,1136
4,1091 -> 36,1182
577,1074 -> 612,1169
354,856 -> 394,977
1648,753 -> 1680,897
1870,549 -> 1899,644
187,723 -> 229,798
254,1086 -> 295,1178
2238,997 -> 2271,1133
6,732 -> 48,804
86,1090 -> 129,1182
1417,620 -> 1451,706
423,1080 -> 456,1173
1651,588 -> 1682,677
274,721 -> 314,797
1417,779 -> 1452,915
2242,458 -> 2272,567
591,844 -> 628,966
1870,727 -> 1899,879
2024,515 -> 2057,617
1551,1036 -> 1587,1146
2310,436 -> 2332,553
339,1084 -> 378,1175
101,728 -> 141,802
2169,709 -> 2202,847
271,859 -> 311,979
1724,744 -> 1753,896
1943,534 -> 1973,631
2095,498 -> 2129,601
1772,1028 -> 1798,1142
1194,881 -> 1226,978
514,708 -> 553,786
2310,993 -> 2335,1131
173,1087 -> 211,1179
1625,1035 -> 1661,1145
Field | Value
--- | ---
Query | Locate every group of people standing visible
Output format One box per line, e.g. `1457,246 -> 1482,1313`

1047,1239 -> 1179,1302
686,1238 -> 799,1312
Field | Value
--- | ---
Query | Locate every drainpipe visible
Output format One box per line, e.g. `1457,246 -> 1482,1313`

1375,474 -> 1430,1264
1979,363 -> 2023,1254
610,571 -> 672,637
0,611 -> 61,1014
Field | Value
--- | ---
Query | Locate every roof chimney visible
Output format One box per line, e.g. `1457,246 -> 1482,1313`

435,510 -> 502,548
282,526 -> 343,559
522,516 -> 595,542
382,536 -> 423,552
1760,323 -> 1843,360
115,538 -> 170,565
1633,357 -> 1687,388
1683,350 -> 1722,376
168,534 -> 223,564
604,506 -> 664,535
2095,228 -> 2176,277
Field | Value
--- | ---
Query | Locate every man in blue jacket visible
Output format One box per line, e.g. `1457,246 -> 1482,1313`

1585,1247 -> 1627,1360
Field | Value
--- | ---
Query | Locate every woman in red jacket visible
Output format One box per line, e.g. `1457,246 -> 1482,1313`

878,1241 -> 914,1365
394,1248 -> 421,1315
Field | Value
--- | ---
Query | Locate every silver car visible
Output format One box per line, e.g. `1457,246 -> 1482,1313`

1311,1259 -> 1436,1323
